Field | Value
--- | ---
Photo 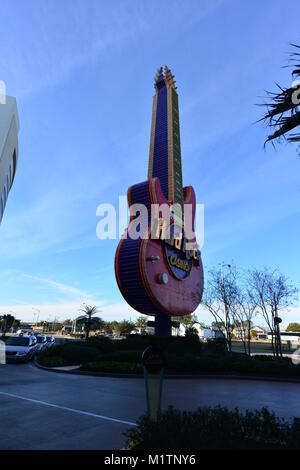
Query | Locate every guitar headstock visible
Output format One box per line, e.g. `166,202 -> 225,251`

154,65 -> 177,91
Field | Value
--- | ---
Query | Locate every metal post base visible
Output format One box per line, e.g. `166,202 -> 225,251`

155,315 -> 172,336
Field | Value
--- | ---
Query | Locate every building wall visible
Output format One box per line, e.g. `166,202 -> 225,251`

0,96 -> 19,224
267,332 -> 300,344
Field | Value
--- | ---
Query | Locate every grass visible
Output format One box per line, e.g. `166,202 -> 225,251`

232,341 -> 273,351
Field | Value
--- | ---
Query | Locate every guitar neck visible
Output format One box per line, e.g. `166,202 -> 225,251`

148,66 -> 184,218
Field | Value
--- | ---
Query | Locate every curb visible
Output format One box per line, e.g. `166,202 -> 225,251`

34,360 -> 143,378
34,361 -> 300,383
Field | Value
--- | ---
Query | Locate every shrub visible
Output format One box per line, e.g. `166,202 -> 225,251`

95,350 -> 141,363
81,360 -> 143,374
114,335 -> 202,355
124,405 -> 300,449
38,356 -> 66,367
38,342 -> 99,365
37,337 -> 300,378
62,344 -> 99,364
85,336 -> 114,354
204,337 -> 227,355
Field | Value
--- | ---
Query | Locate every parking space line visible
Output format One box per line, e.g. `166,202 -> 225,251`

0,391 -> 137,427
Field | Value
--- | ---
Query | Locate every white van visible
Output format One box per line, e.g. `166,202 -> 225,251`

17,328 -> 33,336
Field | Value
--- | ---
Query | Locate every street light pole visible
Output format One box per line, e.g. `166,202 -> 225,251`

220,263 -> 231,351
32,308 -> 40,326
220,264 -> 226,335
274,304 -> 283,358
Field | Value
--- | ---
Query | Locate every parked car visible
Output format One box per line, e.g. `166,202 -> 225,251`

5,335 -> 37,362
35,335 -> 47,353
45,336 -> 56,348
16,328 -> 33,336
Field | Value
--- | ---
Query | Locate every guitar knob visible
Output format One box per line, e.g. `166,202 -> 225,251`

158,273 -> 168,285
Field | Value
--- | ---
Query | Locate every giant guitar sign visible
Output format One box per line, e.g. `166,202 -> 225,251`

115,66 -> 204,335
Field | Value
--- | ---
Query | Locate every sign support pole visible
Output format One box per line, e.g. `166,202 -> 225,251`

142,346 -> 165,422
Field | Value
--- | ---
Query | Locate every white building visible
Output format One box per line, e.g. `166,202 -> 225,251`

252,326 -> 268,340
0,95 -> 19,224
176,322 -> 222,340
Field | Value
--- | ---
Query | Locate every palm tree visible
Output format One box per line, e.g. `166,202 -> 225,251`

135,316 -> 148,334
259,43 -> 300,153
77,304 -> 102,341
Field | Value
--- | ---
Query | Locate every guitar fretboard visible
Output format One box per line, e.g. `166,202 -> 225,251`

148,66 -> 184,222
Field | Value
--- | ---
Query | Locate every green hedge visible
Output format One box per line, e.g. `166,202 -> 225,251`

36,336 -> 300,379
38,342 -> 101,366
124,405 -> 300,449
165,352 -> 300,377
113,335 -> 203,355
81,360 -> 143,374
38,356 -> 66,367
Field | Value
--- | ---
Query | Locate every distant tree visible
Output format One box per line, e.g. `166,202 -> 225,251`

179,314 -> 196,328
250,329 -> 258,340
89,318 -> 104,332
77,304 -> 102,341
102,321 -> 113,335
110,320 -> 135,337
259,43 -> 300,154
12,319 -> 21,332
0,314 -> 15,337
234,288 -> 257,356
116,320 -> 135,337
135,316 -> 148,334
247,268 -> 298,358
211,321 -> 224,330
286,322 -> 300,332
54,322 -> 63,333
185,326 -> 198,338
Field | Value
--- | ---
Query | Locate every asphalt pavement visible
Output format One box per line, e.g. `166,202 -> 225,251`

1,362 -> 300,449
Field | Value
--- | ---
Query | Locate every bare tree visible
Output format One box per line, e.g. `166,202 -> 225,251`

233,288 -> 257,355
201,265 -> 240,352
247,268 -> 298,357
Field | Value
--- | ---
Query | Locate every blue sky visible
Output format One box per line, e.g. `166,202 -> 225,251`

0,0 -> 299,325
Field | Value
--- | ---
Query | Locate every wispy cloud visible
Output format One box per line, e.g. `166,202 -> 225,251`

22,274 -> 90,299
0,300 -> 139,323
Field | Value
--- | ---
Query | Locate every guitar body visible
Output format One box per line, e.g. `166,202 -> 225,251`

114,66 -> 204,334
115,177 -> 204,317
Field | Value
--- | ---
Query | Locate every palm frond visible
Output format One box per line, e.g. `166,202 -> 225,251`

260,43 -> 300,150
264,111 -> 300,145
